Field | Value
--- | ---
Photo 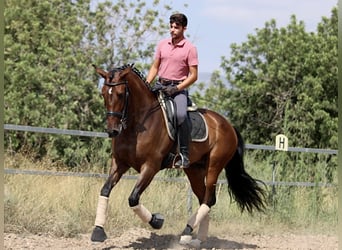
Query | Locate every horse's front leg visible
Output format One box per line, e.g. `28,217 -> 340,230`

128,166 -> 164,229
90,160 -> 128,242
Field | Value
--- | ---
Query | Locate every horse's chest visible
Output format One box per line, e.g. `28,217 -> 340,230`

114,138 -> 148,159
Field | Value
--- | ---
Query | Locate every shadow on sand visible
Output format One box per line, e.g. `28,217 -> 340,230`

102,232 -> 258,249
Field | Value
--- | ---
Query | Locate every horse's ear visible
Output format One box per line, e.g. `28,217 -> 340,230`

92,64 -> 108,79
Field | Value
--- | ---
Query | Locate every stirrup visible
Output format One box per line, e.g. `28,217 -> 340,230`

172,153 -> 189,169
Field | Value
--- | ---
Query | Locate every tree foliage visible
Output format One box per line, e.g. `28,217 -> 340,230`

4,0 -> 175,167
192,70 -> 230,116
85,0 -> 171,71
5,1 -> 337,169
194,7 -> 337,149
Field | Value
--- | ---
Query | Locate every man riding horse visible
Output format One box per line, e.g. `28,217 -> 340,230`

90,12 -> 266,248
146,13 -> 198,168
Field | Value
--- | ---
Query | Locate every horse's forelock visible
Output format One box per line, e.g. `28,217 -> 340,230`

108,67 -> 123,81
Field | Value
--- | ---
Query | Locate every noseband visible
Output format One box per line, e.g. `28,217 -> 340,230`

105,80 -> 129,130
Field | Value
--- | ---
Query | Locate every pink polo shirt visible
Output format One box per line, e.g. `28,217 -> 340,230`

154,38 -> 198,81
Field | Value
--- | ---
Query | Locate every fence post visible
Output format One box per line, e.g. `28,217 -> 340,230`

187,186 -> 193,216
271,161 -> 277,209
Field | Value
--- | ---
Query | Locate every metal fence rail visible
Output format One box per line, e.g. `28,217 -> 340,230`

4,124 -> 338,155
4,124 -> 338,188
4,124 -> 108,138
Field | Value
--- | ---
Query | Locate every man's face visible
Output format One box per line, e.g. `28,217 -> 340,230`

170,22 -> 186,40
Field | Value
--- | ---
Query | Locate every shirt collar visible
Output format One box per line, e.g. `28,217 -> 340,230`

168,38 -> 186,47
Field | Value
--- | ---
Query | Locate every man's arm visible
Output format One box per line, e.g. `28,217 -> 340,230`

177,65 -> 198,91
146,58 -> 160,84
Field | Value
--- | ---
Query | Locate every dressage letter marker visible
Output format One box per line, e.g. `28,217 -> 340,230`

275,134 -> 288,151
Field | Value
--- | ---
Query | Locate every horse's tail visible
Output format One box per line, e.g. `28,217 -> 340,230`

224,127 -> 267,213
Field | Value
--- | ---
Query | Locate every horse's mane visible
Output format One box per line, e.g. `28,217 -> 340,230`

109,64 -> 147,83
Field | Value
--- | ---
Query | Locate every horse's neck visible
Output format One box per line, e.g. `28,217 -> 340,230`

118,73 -> 167,151
127,74 -> 160,123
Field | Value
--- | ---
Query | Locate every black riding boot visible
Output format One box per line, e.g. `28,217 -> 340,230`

174,119 -> 190,168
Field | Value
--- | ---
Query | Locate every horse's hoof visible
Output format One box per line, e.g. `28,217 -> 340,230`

179,235 -> 192,245
189,239 -> 202,248
91,226 -> 107,242
149,213 -> 164,229
182,224 -> 193,235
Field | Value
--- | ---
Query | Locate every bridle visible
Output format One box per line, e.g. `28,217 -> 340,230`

104,80 -> 129,130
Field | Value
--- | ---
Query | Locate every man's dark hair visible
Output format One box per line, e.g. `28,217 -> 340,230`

169,13 -> 188,27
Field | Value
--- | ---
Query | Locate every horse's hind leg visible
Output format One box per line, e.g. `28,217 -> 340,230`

181,211 -> 210,247
180,160 -> 225,247
179,166 -> 212,246
179,203 -> 211,246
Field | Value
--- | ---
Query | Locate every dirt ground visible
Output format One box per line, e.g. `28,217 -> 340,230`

4,227 -> 338,250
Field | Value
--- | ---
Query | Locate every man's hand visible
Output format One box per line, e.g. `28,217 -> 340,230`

150,83 -> 163,93
162,85 -> 179,96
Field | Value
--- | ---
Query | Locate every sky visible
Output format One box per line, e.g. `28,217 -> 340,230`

165,0 -> 337,76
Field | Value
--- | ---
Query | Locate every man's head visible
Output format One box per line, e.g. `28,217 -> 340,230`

169,13 -> 188,27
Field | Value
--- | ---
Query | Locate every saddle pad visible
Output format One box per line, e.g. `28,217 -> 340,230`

188,111 -> 208,142
159,95 -> 208,142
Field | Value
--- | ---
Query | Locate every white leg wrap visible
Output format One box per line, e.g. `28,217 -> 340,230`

94,196 -> 109,227
197,213 -> 209,242
131,204 -> 152,223
180,204 -> 210,246
179,235 -> 192,245
189,204 -> 210,229
186,211 -> 198,227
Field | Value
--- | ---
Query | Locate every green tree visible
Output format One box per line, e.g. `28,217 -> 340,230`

4,0 -> 176,167
5,0 -> 99,162
199,7 -> 337,148
85,0 -> 171,71
192,70 -> 230,116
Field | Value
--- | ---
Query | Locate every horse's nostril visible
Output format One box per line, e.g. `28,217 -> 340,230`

107,130 -> 119,138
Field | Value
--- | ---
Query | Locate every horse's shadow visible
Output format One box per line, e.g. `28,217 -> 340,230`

102,232 -> 258,249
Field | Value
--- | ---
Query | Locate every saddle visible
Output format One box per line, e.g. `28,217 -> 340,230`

157,92 -> 208,142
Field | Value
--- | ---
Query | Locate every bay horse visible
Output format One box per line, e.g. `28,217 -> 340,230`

90,64 -> 266,247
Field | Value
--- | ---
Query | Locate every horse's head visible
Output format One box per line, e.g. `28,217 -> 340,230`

93,64 -> 130,137
93,64 -> 155,137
